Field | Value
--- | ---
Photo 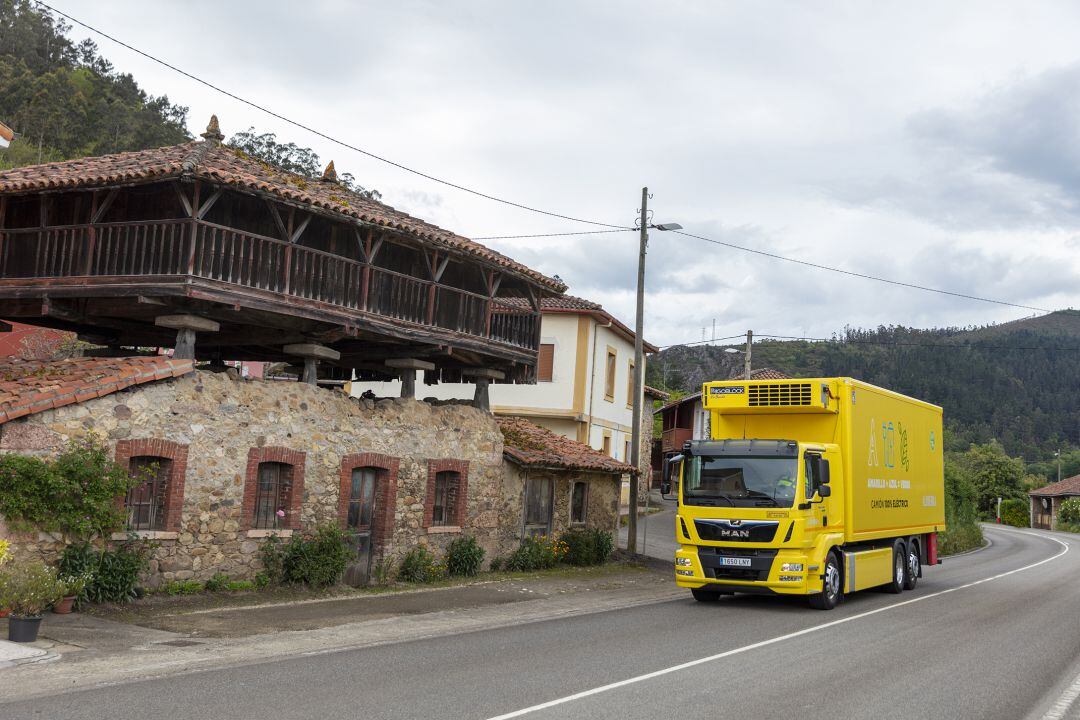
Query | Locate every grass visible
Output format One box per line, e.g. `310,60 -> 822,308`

939,520 -> 985,556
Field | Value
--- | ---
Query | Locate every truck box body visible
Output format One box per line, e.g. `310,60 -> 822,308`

672,377 -> 945,606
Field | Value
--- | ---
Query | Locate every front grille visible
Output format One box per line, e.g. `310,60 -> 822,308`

699,548 -> 776,582
748,383 -> 812,407
695,519 -> 779,543
705,567 -> 768,582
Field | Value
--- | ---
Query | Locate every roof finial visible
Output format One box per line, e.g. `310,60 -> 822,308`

321,160 -> 338,183
201,115 -> 224,144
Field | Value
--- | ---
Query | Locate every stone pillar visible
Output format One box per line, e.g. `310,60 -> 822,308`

463,368 -> 505,412
283,343 -> 341,386
385,358 -> 436,399
154,315 -> 220,361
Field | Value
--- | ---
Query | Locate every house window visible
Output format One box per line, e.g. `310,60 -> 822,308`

538,343 -> 555,382
125,456 -> 171,531
253,461 -> 294,529
626,360 -> 635,407
625,440 -> 632,462
432,471 -> 460,526
571,481 -> 588,525
524,475 -> 553,536
425,460 -> 469,528
602,434 -> 612,457
604,348 -> 617,401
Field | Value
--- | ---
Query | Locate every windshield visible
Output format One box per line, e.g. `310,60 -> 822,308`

683,455 -> 799,508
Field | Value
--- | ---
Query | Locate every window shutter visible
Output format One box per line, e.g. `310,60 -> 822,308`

538,343 -> 554,382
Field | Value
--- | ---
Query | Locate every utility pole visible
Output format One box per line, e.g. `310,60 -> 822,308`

743,329 -> 753,380
1056,449 -> 1062,483
628,187 -> 648,555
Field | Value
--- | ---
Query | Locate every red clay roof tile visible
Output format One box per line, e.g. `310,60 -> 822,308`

0,356 -> 194,424
1030,474 -> 1080,497
497,416 -> 636,475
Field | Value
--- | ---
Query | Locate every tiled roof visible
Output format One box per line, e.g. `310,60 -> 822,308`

748,368 -> 791,380
0,356 -> 193,424
0,132 -> 565,293
1030,474 -> 1080,497
644,385 -> 670,400
497,416 -> 636,475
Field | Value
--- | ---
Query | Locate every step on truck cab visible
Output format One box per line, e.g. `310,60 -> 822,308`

666,377 -> 945,609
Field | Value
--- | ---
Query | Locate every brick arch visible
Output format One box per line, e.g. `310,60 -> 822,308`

242,446 -> 306,531
115,438 -> 189,532
338,452 -> 400,551
424,459 -> 470,528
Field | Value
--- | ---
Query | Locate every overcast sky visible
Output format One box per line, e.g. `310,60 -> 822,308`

59,0 -> 1080,346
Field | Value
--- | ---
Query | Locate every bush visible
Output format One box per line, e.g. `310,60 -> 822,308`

59,538 -> 152,604
0,560 -> 66,617
397,545 -> 443,583
999,499 -> 1029,527
445,535 -> 485,577
204,573 -> 230,592
1058,498 -> 1080,526
560,528 -> 614,566
162,579 -> 203,596
260,525 -> 354,588
226,580 -> 256,592
505,535 -> 567,572
487,556 -> 504,572
253,571 -> 271,589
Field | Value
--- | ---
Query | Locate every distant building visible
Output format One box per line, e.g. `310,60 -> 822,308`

1030,474 -> 1080,530
0,120 -> 13,149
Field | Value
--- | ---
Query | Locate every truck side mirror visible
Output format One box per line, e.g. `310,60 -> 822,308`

662,455 -> 683,499
820,459 -> 831,485
817,484 -> 832,498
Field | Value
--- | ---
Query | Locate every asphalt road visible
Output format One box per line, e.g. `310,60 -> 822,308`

5,525 -> 1079,720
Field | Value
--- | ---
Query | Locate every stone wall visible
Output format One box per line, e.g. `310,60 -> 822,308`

0,370 -> 525,585
504,466 -> 620,539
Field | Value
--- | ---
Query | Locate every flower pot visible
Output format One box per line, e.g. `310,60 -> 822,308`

8,615 -> 43,643
0,608 -> 10,619
53,596 -> 76,615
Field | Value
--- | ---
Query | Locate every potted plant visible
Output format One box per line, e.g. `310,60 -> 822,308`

53,573 -> 92,615
0,560 -> 66,642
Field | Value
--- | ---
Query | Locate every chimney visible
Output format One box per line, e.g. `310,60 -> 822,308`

321,160 -> 338,183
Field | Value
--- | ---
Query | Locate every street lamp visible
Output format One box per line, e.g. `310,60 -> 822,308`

627,188 -> 680,555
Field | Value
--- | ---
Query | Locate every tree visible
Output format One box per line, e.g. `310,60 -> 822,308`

952,442 -> 1026,517
228,127 -> 381,200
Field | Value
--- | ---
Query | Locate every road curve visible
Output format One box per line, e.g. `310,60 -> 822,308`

3,526 -> 1078,720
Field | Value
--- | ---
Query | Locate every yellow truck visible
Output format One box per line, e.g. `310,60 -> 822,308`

666,377 -> 945,609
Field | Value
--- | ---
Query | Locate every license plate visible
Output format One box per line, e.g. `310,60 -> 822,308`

719,557 -> 752,567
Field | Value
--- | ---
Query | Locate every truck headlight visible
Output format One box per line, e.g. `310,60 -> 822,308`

781,563 -> 803,572
675,557 -> 693,567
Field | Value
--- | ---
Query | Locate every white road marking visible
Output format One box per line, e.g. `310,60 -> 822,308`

485,529 -> 1069,720
1042,668 -> 1080,720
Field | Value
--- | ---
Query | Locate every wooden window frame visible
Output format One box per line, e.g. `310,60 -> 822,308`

424,459 -> 469,528
570,480 -> 588,526
604,346 -> 617,402
115,438 -> 189,533
626,359 -> 635,408
537,342 -> 555,383
242,446 -> 305,531
601,431 -> 612,457
338,453 -> 399,551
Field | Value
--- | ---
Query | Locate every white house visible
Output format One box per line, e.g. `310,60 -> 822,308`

350,295 -> 658,468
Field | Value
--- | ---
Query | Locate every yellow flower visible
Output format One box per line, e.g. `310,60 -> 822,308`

0,538 -> 10,566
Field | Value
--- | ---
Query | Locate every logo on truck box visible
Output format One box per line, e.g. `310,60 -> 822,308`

709,386 -> 745,395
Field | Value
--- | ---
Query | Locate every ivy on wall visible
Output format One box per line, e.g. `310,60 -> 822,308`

0,435 -> 136,541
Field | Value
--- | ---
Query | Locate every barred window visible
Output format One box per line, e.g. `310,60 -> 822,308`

126,456 -> 171,531
432,471 -> 460,527
254,461 -> 294,529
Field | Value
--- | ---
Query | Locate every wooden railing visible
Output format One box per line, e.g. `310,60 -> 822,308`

0,220 -> 539,350
661,427 -> 694,453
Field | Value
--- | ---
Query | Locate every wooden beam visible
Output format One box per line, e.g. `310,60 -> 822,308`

173,182 -> 193,218
291,214 -> 312,243
434,255 -> 450,283
266,199 -> 289,241
196,188 -> 222,220
90,189 -> 118,224
186,182 -> 201,274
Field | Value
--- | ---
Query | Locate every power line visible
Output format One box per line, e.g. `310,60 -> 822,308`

34,1 -> 632,231
671,229 -> 1053,314
659,332 -> 1079,352
471,229 -> 633,241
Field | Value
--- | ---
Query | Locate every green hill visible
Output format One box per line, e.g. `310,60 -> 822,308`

648,310 -> 1080,463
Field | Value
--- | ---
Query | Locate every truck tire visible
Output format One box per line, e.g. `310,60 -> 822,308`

809,552 -> 842,610
885,540 -> 907,594
904,540 -> 920,591
691,588 -> 721,602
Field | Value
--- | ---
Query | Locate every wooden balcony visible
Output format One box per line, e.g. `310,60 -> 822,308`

0,218 -> 541,374
661,427 -> 693,453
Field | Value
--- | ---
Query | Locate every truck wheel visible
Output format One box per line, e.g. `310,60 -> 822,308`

691,588 -> 721,602
885,540 -> 907,594
904,540 -> 920,591
809,552 -> 842,610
